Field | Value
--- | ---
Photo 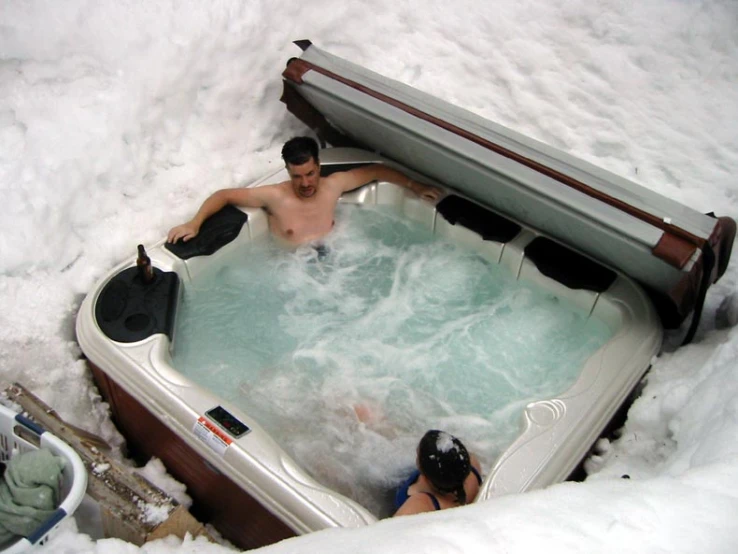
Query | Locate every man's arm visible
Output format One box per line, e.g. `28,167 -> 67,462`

335,165 -> 442,202
167,186 -> 272,243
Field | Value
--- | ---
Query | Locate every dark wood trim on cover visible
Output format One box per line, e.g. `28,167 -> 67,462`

88,362 -> 296,550
708,216 -> 736,282
652,232 -> 697,270
280,82 -> 359,148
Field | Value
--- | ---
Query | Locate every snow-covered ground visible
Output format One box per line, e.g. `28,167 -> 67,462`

1,1 -> 737,552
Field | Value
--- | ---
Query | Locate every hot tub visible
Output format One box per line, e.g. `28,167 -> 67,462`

76,147 -> 662,549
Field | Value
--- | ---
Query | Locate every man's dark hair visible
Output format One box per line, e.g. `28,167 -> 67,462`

418,430 -> 472,505
281,136 -> 320,166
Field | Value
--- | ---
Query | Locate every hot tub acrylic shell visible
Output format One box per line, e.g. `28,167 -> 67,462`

76,148 -> 662,548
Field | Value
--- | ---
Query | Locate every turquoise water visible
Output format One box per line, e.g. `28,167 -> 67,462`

172,204 -> 613,517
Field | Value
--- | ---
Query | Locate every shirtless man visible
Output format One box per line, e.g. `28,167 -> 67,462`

167,136 -> 442,246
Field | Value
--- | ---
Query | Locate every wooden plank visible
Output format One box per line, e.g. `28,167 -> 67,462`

3,382 -> 212,546
88,362 -> 297,549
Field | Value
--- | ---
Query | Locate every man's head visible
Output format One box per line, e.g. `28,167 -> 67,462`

282,136 -> 319,166
282,137 -> 320,199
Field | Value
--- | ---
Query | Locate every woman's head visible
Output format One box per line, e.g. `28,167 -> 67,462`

417,430 -> 471,504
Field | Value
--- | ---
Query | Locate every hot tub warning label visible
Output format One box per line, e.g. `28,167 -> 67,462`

193,416 -> 232,456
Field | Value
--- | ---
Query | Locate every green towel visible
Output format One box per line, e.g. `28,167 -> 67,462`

0,448 -> 65,543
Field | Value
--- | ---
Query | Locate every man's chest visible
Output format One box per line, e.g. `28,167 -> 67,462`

277,194 -> 338,225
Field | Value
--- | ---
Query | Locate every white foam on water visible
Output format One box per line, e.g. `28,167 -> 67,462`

173,204 -> 612,517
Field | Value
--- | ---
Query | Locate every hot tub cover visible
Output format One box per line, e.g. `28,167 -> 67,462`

280,41 -> 735,329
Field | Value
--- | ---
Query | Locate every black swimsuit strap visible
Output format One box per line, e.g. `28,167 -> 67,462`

471,466 -> 482,485
421,492 -> 441,511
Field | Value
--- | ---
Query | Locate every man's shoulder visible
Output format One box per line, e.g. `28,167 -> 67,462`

259,179 -> 290,188
251,181 -> 289,196
318,171 -> 351,191
227,181 -> 288,208
322,165 -> 379,191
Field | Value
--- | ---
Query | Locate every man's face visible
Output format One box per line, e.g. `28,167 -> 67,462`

287,157 -> 320,199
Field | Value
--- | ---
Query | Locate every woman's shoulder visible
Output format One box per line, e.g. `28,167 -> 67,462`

394,491 -> 441,516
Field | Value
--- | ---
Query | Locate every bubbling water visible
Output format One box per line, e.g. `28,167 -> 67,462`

172,204 -> 612,517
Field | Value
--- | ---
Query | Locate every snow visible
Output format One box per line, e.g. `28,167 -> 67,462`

1,0 -> 737,552
436,432 -> 456,454
134,458 -> 191,510
92,463 -> 111,476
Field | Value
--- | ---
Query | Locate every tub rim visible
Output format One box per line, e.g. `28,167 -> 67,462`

76,147 -> 663,535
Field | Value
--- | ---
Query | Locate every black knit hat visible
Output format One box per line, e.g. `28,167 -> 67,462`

418,430 -> 471,501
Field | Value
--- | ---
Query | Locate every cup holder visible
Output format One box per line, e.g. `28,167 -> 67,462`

125,313 -> 152,332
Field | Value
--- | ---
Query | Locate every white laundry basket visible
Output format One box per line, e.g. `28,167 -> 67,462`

0,403 -> 88,553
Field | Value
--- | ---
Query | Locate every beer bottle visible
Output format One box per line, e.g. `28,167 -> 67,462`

136,244 -> 155,285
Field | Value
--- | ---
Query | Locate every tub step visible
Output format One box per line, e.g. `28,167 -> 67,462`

3,383 -> 213,547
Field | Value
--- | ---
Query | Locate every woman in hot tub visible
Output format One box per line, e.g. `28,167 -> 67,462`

394,430 -> 482,516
